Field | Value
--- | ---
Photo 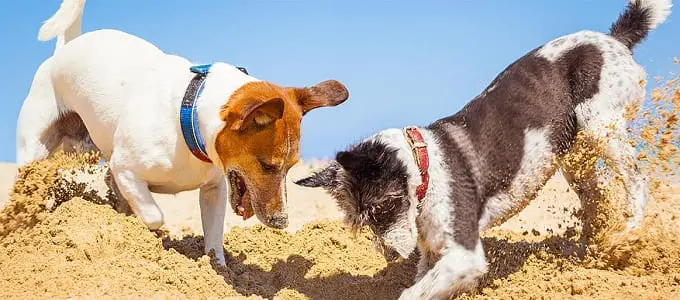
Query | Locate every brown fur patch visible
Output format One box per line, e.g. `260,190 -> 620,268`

216,81 -> 302,221
214,79 -> 348,223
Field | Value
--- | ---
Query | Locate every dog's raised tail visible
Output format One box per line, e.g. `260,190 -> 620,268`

37,0 -> 86,50
609,0 -> 672,49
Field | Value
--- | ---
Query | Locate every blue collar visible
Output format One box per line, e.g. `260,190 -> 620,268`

180,64 -> 249,163
180,64 -> 212,162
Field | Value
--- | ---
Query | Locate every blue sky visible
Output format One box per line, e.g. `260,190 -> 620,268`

0,1 -> 677,163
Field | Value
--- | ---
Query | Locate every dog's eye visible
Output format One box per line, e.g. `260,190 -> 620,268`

258,159 -> 278,173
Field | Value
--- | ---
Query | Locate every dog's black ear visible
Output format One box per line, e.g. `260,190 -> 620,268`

336,151 -> 367,171
294,161 -> 341,190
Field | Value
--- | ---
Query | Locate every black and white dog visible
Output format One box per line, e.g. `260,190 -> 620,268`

296,0 -> 671,298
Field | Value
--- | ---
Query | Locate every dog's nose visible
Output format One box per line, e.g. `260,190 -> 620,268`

267,212 -> 289,229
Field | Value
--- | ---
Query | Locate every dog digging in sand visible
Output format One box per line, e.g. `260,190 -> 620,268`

16,0 -> 349,265
296,0 -> 671,298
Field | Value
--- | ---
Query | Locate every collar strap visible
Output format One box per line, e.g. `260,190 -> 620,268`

180,64 -> 249,163
404,126 -> 430,201
180,64 -> 214,163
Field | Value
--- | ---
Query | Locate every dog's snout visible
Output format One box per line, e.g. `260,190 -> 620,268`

266,213 -> 289,229
372,237 -> 400,262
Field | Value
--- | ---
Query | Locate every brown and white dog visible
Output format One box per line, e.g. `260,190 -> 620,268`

296,0 -> 671,298
16,0 -> 349,265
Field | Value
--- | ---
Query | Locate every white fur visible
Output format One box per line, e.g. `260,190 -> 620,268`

17,2 -> 266,265
635,0 -> 673,29
416,130 -> 457,252
38,0 -> 86,52
369,129 -> 422,256
199,175 -> 228,263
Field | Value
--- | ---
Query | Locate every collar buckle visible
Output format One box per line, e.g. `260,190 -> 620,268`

411,141 -> 427,149
404,126 -> 425,169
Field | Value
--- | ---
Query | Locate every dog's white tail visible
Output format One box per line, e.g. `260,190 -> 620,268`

37,0 -> 86,52
637,0 -> 673,29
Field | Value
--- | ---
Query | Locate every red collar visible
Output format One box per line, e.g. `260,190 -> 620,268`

404,126 -> 430,202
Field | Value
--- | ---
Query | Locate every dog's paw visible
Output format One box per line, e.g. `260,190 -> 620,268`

205,248 -> 227,266
398,287 -> 417,300
138,207 -> 165,230
214,256 -> 227,266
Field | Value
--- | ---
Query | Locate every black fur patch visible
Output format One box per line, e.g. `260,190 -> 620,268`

609,0 -> 654,49
333,140 -> 411,235
430,44 -> 603,196
427,44 -> 603,249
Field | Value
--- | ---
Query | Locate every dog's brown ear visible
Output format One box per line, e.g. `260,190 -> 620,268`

295,80 -> 349,115
225,98 -> 285,131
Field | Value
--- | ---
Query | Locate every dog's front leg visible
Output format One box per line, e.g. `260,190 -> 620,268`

399,242 -> 487,300
415,245 -> 437,282
199,178 -> 228,265
110,167 -> 165,230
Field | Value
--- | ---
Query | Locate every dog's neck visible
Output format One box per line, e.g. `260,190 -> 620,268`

190,63 -> 259,170
369,128 -> 451,237
367,128 -> 423,194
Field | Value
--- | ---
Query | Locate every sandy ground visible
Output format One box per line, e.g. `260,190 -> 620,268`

0,152 -> 678,299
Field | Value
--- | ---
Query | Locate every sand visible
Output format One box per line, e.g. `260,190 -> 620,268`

0,151 -> 677,299
0,64 -> 678,299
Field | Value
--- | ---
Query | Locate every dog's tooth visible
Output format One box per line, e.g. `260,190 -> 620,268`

238,206 -> 245,213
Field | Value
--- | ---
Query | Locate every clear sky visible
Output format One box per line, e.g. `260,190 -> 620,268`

0,1 -> 677,163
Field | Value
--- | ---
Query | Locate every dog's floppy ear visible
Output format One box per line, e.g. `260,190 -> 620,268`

295,80 -> 349,115
225,98 -> 285,131
336,151 -> 365,172
295,161 -> 342,190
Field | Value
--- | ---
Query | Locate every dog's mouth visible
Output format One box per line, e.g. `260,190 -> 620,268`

229,171 -> 253,220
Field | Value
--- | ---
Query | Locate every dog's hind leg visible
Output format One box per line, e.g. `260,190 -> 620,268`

601,133 -> 648,230
569,61 -> 649,234
559,128 -> 647,244
199,179 -> 228,265
558,162 -> 608,243
16,59 -> 68,165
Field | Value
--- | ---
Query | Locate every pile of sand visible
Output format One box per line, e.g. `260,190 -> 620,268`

0,153 -> 416,299
0,154 -> 241,299
0,198 -> 241,299
465,184 -> 680,299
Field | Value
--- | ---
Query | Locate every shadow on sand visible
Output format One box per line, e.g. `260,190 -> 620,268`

162,230 -> 588,300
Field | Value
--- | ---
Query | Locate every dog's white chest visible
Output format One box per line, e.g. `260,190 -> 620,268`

146,165 -> 220,194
